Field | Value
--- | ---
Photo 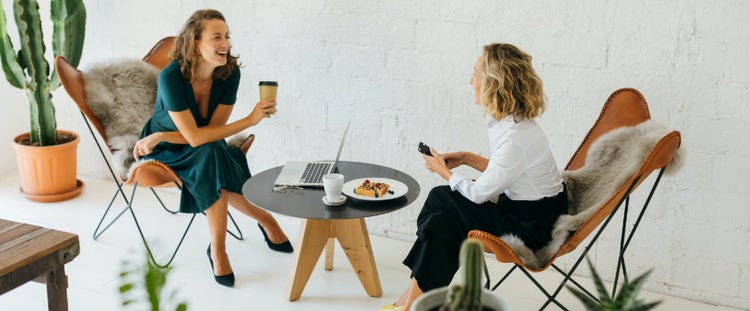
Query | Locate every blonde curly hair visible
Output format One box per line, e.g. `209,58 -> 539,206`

480,43 -> 545,121
171,9 -> 240,83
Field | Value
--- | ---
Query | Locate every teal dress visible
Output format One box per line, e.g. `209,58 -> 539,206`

139,60 -> 250,213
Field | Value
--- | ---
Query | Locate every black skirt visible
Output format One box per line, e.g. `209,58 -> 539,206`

403,185 -> 568,292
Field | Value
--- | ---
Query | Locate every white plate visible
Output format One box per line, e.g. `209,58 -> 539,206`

343,178 -> 408,201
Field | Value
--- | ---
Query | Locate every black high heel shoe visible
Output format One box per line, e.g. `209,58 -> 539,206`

257,224 -> 293,253
207,244 -> 235,287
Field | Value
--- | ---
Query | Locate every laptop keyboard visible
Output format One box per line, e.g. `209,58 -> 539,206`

301,162 -> 331,183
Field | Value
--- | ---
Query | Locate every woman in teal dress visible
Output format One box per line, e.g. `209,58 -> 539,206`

134,9 -> 292,287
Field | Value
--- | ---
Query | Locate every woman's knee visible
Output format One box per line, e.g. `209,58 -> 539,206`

417,210 -> 464,241
419,186 -> 456,217
207,190 -> 229,211
425,186 -> 453,205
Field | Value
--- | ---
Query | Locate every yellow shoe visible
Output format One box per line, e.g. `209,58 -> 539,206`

379,304 -> 405,311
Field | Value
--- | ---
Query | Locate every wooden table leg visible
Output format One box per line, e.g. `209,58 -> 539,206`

46,266 -> 69,311
286,219 -> 331,301
287,218 -> 383,300
324,238 -> 335,271
334,218 -> 382,297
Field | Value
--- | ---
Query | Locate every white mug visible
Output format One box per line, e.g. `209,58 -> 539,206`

322,173 -> 344,203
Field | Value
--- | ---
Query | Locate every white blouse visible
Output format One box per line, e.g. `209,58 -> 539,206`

448,117 -> 564,204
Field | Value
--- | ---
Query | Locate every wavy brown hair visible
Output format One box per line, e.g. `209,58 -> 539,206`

171,9 -> 240,82
480,43 -> 545,121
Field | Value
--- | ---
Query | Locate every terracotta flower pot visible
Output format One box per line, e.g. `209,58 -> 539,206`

12,130 -> 84,202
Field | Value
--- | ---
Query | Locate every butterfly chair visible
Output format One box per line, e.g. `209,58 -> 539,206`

55,37 -> 252,268
468,88 -> 682,310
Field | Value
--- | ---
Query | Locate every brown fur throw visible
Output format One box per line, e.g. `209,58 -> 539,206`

82,59 -> 250,181
498,120 -> 684,270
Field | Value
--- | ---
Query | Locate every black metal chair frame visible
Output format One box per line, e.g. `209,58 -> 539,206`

483,168 -> 666,310
82,112 -> 244,268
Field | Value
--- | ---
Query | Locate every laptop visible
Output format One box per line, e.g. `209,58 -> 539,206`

273,122 -> 350,187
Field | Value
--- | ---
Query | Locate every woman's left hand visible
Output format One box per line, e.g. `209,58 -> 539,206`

247,99 -> 277,126
423,148 -> 452,180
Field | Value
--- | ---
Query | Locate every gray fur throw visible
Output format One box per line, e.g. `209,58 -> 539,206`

498,120 -> 684,270
83,59 -> 160,180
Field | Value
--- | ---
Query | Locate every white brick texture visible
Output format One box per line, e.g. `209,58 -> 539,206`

0,0 -> 748,308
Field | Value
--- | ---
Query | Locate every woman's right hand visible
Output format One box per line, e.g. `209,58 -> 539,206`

247,98 -> 277,126
133,133 -> 161,161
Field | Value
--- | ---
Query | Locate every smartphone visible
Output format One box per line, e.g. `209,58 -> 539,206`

418,142 -> 433,156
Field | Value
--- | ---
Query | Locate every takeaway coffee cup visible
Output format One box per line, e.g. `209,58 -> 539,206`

259,81 -> 278,101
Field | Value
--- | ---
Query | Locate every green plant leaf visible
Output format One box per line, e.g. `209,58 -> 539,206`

630,300 -> 662,311
614,270 -> 652,310
119,283 -> 134,293
119,252 -> 188,311
145,261 -> 168,311
0,5 -> 26,89
586,258 -> 611,303
566,285 -> 601,311
568,257 -> 660,311
49,0 -> 85,91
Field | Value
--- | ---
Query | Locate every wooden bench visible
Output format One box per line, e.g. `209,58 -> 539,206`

0,219 -> 80,311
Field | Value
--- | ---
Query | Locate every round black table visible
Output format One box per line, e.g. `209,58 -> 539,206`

242,161 -> 420,301
242,161 -> 420,219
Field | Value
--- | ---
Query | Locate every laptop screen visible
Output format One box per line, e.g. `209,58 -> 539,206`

332,121 -> 351,170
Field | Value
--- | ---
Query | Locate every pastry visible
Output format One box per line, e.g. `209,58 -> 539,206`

354,179 -> 390,198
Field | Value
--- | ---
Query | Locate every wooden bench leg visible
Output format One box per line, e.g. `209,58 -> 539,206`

46,266 -> 69,311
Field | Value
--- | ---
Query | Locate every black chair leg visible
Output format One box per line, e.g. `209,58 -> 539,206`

491,264 -> 518,291
128,182 -> 196,268
226,211 -> 244,240
551,264 -> 598,302
151,186 -> 179,214
93,182 -> 132,240
516,267 -> 568,311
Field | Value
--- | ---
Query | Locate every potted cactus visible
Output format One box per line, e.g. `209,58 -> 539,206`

412,239 -> 510,311
1,0 -> 86,201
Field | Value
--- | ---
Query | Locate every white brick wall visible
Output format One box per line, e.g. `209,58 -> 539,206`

1,0 -> 748,308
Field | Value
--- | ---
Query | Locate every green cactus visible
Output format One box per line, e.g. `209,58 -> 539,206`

0,0 -> 85,146
440,238 -> 484,311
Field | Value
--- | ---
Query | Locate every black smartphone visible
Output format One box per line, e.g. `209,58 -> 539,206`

418,142 -> 433,156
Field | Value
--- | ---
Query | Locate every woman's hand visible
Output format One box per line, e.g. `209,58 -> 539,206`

442,152 -> 464,169
133,133 -> 161,160
247,98 -> 277,126
423,148 -> 453,180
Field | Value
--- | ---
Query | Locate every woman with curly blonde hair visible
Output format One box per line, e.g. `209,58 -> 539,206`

384,43 -> 568,311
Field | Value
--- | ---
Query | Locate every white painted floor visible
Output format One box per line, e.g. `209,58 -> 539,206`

0,174 -> 742,311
